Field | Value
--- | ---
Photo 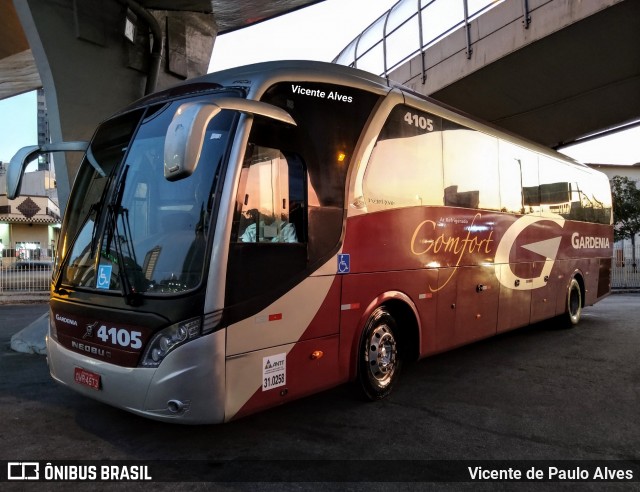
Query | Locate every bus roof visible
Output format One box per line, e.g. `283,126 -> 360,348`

124,59 -> 592,172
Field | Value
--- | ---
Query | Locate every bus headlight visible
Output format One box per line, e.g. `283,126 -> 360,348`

140,317 -> 201,367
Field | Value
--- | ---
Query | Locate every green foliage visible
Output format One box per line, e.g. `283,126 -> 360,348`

610,175 -> 640,243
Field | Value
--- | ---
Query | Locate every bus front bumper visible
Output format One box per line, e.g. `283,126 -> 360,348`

46,328 -> 227,424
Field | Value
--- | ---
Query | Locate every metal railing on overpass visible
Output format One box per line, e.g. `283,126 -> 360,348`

333,0 -> 523,80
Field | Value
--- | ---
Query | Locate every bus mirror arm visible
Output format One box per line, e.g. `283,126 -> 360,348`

164,98 -> 296,182
7,141 -> 89,199
7,145 -> 39,200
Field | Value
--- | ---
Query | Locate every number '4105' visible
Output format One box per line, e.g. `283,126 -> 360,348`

404,111 -> 434,131
96,325 -> 142,349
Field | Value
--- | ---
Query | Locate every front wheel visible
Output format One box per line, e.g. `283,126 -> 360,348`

564,277 -> 583,327
357,307 -> 402,401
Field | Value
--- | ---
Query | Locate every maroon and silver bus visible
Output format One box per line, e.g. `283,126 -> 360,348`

8,61 -> 613,423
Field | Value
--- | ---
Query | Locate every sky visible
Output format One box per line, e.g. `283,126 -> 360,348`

0,90 -> 37,165
0,0 -> 638,167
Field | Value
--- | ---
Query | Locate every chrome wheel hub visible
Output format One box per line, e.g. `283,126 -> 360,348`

367,324 -> 397,387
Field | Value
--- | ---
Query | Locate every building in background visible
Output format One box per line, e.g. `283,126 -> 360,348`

0,165 -> 60,263
36,88 -> 51,172
0,88 -> 60,264
590,162 -> 640,182
589,163 -> 640,288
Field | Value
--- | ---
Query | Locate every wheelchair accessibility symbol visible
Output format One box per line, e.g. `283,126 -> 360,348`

96,265 -> 112,289
337,254 -> 350,274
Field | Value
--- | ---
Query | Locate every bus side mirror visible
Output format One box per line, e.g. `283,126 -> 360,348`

164,102 -> 221,181
7,141 -> 89,199
164,98 -> 296,182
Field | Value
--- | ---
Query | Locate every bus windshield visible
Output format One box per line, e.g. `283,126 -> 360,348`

59,98 -> 237,297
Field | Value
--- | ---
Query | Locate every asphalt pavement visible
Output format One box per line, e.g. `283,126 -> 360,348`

0,295 -> 638,488
0,293 -> 48,354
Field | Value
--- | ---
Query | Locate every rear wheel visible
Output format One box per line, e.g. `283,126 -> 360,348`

358,307 -> 402,400
565,277 -> 583,327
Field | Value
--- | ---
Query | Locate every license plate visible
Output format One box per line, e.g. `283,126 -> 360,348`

74,367 -> 101,390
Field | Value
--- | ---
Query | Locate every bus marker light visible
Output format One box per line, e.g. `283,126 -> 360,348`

268,313 -> 283,322
310,350 -> 324,360
340,303 -> 360,311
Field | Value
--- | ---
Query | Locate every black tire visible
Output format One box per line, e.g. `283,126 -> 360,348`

564,277 -> 583,327
357,307 -> 402,401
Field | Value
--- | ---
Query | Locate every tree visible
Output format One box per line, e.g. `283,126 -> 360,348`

610,175 -> 640,267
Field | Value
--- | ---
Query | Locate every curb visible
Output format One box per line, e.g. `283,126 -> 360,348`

10,312 -> 48,355
0,292 -> 49,305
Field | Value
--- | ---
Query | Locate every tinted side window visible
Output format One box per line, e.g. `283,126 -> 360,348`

260,82 -> 380,266
579,169 -> 612,224
538,157 -> 612,224
442,120 -> 500,211
234,145 -> 304,244
538,156 -> 573,218
363,105 -> 443,212
499,140 -> 539,215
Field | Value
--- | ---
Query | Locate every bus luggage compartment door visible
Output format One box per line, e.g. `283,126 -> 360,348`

435,266 -> 499,351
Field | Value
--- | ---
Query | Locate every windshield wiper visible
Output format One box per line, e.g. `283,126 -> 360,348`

103,165 -> 144,306
54,152 -> 120,294
53,202 -> 99,294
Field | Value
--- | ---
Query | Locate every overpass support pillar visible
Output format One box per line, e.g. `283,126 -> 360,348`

13,0 -> 217,213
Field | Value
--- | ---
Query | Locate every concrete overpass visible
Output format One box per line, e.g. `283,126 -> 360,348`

334,0 -> 640,149
2,0 -> 638,209
0,0 -> 325,211
0,0 -> 327,100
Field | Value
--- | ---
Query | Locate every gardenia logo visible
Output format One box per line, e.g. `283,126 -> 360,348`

55,314 -> 78,326
571,232 -> 610,249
